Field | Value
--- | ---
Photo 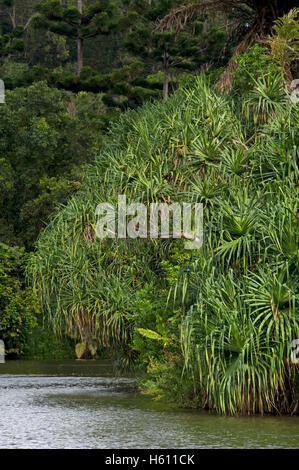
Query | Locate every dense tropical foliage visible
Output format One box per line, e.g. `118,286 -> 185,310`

29,40 -> 299,413
0,243 -> 39,355
0,1 -> 298,414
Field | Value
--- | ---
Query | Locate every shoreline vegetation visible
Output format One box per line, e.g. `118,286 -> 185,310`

0,2 -> 298,416
30,64 -> 299,415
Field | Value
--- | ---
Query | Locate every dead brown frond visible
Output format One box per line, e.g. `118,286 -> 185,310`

155,1 -> 247,33
156,1 -> 299,92
156,1 -> 299,33
217,24 -> 260,92
82,225 -> 96,244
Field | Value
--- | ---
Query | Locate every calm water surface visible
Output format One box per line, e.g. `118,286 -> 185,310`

0,360 -> 298,449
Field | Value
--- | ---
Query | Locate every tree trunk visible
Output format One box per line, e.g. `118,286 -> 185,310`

77,37 -> 83,74
163,51 -> 170,100
9,5 -> 16,29
77,0 -> 83,75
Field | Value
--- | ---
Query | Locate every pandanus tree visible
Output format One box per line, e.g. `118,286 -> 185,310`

29,12 -> 298,410
29,68 -> 299,409
33,0 -> 118,74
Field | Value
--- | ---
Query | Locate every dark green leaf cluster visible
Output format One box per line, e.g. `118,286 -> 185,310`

33,0 -> 117,39
0,81 -> 108,249
0,243 -> 40,356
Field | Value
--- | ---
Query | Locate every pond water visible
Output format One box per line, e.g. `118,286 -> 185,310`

0,360 -> 298,449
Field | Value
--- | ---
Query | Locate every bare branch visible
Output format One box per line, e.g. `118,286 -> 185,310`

155,1 -> 246,33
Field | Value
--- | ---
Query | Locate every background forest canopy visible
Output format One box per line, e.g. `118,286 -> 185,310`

0,0 -> 298,415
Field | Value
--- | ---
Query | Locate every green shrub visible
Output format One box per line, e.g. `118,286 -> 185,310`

0,243 -> 40,356
22,325 -> 76,360
30,50 -> 298,414
233,44 -> 282,93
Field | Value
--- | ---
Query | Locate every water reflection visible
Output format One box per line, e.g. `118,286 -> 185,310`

0,361 -> 298,449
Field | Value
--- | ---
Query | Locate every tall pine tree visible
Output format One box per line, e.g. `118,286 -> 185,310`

33,0 -> 118,74
122,0 -> 226,99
